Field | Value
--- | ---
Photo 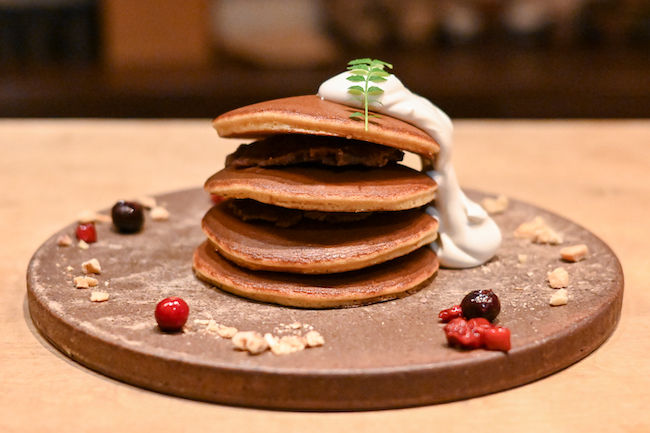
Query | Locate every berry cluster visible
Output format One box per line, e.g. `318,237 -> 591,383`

439,290 -> 510,352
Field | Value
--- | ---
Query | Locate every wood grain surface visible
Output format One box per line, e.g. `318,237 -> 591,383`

2,119 -> 649,432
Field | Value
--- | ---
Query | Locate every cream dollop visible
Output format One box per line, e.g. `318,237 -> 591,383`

318,71 -> 501,268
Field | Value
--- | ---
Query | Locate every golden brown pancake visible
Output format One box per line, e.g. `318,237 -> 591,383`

213,95 -> 440,159
204,164 -> 437,212
202,200 -> 439,274
193,241 -> 439,308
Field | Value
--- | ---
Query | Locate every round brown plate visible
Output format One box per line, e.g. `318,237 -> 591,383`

26,188 -> 623,411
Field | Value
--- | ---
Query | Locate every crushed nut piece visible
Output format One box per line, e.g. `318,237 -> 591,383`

82,258 -> 101,274
518,254 -> 529,264
57,234 -> 73,247
150,206 -> 169,221
78,240 -> 90,250
271,335 -> 307,355
217,324 -> 238,338
74,276 -> 90,289
481,195 -> 509,214
560,244 -> 589,262
304,330 -> 325,347
514,217 -> 563,245
232,331 -> 268,355
84,276 -> 99,287
548,267 -> 569,288
550,289 -> 569,306
90,291 -> 109,302
289,322 -> 302,329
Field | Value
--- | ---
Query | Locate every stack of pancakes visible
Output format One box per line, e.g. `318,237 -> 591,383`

193,95 -> 441,308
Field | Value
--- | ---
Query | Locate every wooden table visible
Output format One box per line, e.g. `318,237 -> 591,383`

2,119 -> 648,432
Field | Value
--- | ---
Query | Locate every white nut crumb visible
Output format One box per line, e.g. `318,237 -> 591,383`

84,276 -> 99,287
232,331 -> 268,354
82,258 -> 101,274
518,254 -> 529,264
150,206 -> 169,221
203,319 -> 219,332
304,330 -> 325,347
550,288 -> 569,306
420,297 -> 428,304
57,234 -> 72,247
271,335 -> 306,355
90,291 -> 109,302
264,333 -> 279,348
66,265 -> 74,271
78,240 -> 89,250
74,276 -> 89,289
547,267 -> 569,288
481,194 -> 509,214
560,244 -> 589,262
514,217 -> 563,245
217,324 -> 238,338
289,322 -> 302,329
137,196 -> 157,209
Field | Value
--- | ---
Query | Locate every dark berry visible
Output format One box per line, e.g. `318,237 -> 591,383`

460,289 -> 501,322
438,304 -> 463,322
76,222 -> 97,243
155,297 -> 189,333
111,200 -> 144,233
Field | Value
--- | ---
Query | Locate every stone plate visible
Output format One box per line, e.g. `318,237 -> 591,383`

26,188 -> 623,411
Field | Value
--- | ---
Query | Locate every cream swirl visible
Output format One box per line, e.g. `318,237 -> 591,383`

318,71 -> 501,268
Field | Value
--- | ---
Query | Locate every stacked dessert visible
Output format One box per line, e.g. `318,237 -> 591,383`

193,95 -> 442,308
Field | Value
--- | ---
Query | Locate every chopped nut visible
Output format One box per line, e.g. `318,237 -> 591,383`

150,206 -> 169,221
82,258 -> 101,274
264,333 -> 279,348
74,276 -> 90,289
232,331 -> 268,355
271,335 -> 307,355
217,324 -> 238,338
548,267 -> 569,288
550,289 -> 569,306
481,195 -> 509,214
84,276 -> 99,287
304,330 -> 325,347
289,322 -> 302,329
514,217 -> 563,245
57,234 -> 73,247
518,254 -> 529,264
560,244 -> 589,262
90,291 -> 109,302
78,240 -> 90,250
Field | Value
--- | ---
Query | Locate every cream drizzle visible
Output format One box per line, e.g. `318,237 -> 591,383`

317,72 -> 501,268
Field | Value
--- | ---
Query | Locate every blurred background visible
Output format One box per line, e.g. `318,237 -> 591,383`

0,0 -> 648,118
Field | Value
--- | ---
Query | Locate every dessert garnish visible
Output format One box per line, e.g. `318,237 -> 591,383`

155,297 -> 190,333
111,200 -> 145,233
346,58 -> 393,131
439,290 -> 510,352
75,222 -> 97,243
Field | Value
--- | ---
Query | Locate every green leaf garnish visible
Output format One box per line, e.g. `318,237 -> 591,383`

346,58 -> 393,131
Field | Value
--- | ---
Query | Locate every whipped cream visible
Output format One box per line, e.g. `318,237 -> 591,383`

318,71 -> 501,268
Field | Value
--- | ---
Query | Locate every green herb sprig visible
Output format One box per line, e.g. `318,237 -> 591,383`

346,58 -> 393,131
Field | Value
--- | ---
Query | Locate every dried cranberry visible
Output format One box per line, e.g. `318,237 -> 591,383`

443,317 -> 483,349
111,200 -> 144,233
155,297 -> 189,333
75,222 -> 97,243
460,289 -> 501,322
438,304 -> 463,322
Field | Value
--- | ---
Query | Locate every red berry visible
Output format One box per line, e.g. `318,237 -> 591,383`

210,194 -> 226,204
155,297 -> 189,333
444,317 -> 482,349
76,222 -> 97,243
481,325 -> 511,351
438,304 -> 463,322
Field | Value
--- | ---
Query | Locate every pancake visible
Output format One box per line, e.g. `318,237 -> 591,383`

193,241 -> 439,308
204,164 -> 437,212
212,95 -> 440,159
201,200 -> 439,274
